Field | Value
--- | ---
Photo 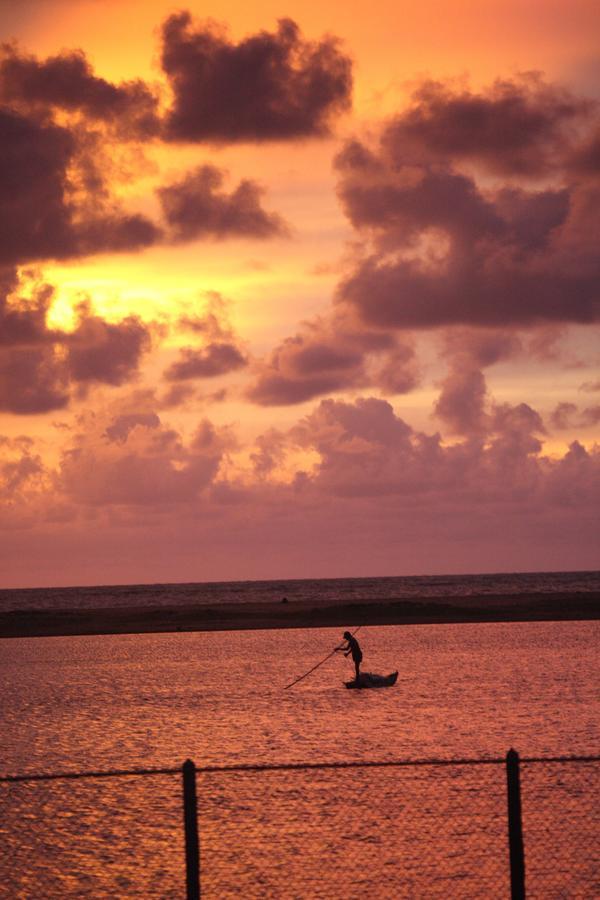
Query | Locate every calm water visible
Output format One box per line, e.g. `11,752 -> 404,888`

2,569 -> 599,611
1,621 -> 599,897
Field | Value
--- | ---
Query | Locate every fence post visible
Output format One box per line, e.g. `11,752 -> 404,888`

506,748 -> 526,900
182,759 -> 200,899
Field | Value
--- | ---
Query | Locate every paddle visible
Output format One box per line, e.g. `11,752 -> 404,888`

284,626 -> 362,689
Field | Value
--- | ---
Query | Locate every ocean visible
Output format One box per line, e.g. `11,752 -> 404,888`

1,619 -> 599,897
1,569 -> 599,612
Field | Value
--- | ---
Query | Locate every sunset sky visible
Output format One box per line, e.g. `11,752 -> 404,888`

1,0 -> 599,588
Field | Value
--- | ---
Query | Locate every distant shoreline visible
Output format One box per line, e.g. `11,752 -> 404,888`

1,591 -> 599,638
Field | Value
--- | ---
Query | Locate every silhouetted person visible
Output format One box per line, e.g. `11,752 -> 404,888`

336,631 -> 362,681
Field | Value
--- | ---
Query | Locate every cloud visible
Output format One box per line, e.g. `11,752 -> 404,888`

157,165 -> 287,241
434,365 -> 488,436
165,343 -> 246,380
439,327 -> 522,367
566,125 -> 600,177
2,391 -> 599,577
0,267 -> 57,345
247,312 -> 418,406
0,37 -> 297,269
550,401 -> 600,430
60,410 -> 228,506
0,345 -> 69,413
0,435 -> 47,503
0,271 -> 153,413
163,291 -> 248,382
0,106 -> 160,266
579,378 -> 600,393
0,45 -> 160,138
103,412 -> 161,444
65,301 -> 152,387
287,394 -> 551,502
0,105 -> 285,267
160,13 -> 352,142
550,401 -> 579,430
433,326 -> 524,436
380,74 -> 590,177
335,75 -> 600,330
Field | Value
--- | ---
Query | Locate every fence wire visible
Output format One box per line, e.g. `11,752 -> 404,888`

0,755 -> 598,899
0,772 -> 183,899
521,759 -> 600,900
197,763 -> 508,900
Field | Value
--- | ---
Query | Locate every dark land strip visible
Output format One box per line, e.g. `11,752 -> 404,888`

1,591 -> 598,638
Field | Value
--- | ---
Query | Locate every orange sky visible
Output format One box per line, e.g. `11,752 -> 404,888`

0,0 -> 598,586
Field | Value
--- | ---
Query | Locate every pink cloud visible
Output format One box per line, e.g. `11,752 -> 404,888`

1,390 -> 598,583
59,414 -> 227,507
248,312 -> 419,405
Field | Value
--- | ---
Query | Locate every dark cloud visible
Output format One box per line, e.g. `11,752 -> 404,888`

567,126 -> 600,177
165,342 -> 247,380
157,165 -> 287,241
102,413 -> 160,446
439,327 -> 522,367
434,328 -> 547,439
0,106 -> 160,266
550,401 -> 600,430
432,327 -> 531,436
0,34 -> 302,268
0,45 -> 160,138
66,303 -> 152,387
0,345 -> 69,413
159,382 -> 198,409
247,313 -> 418,406
0,44 -> 164,265
335,76 -> 600,330
381,75 -> 591,177
550,401 -> 579,430
488,402 -> 545,462
160,13 -> 352,142
434,365 -> 488,436
0,268 -> 57,345
0,103 -> 284,268
163,291 -> 248,382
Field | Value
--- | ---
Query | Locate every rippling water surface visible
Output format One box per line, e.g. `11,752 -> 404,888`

1,621 -> 599,897
2,569 -> 599,611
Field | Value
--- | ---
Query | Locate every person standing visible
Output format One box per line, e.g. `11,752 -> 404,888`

336,631 -> 362,682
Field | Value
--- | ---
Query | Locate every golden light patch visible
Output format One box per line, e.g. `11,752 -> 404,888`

45,295 -> 78,333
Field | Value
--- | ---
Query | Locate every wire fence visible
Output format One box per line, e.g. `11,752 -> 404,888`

0,752 -> 598,898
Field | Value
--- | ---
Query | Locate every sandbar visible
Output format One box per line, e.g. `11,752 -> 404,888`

1,591 -> 598,638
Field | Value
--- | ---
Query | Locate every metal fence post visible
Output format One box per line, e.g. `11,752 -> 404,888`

506,748 -> 526,900
182,759 -> 200,899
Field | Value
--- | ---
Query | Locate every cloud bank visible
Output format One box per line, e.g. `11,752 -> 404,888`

335,75 -> 600,330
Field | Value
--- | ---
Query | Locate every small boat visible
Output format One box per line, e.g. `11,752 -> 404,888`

344,671 -> 398,689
